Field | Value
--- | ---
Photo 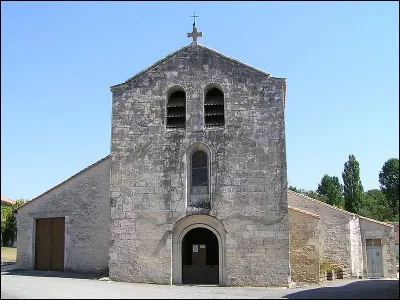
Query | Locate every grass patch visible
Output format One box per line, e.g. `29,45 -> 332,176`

1,247 -> 17,261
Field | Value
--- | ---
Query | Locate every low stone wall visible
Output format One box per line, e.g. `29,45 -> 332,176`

289,206 -> 320,283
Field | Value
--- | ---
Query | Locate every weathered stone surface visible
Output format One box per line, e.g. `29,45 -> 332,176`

359,216 -> 397,278
16,157 -> 110,275
287,190 -> 396,279
109,44 -> 289,286
288,190 -> 357,277
289,206 -> 321,283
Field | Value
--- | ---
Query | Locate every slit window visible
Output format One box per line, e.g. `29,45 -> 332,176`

191,150 -> 208,194
167,90 -> 186,128
204,88 -> 224,127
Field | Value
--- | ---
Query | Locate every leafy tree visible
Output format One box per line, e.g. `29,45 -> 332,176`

317,174 -> 344,207
379,158 -> 399,220
359,189 -> 390,221
342,154 -> 364,214
1,199 -> 26,247
1,205 -> 13,244
288,185 -> 306,194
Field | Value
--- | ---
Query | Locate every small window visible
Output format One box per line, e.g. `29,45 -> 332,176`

167,90 -> 186,128
373,239 -> 381,246
204,87 -> 224,127
366,239 -> 381,246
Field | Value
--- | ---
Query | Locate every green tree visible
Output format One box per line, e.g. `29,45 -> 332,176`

1,205 -> 13,245
342,154 -> 364,214
288,185 -> 306,194
379,158 -> 399,221
359,189 -> 390,221
1,199 -> 26,246
317,174 -> 344,207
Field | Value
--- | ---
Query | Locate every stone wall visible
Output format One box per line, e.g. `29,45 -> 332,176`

287,190 -> 353,276
359,217 -> 397,278
349,216 -> 363,277
288,206 -> 321,283
16,157 -> 110,275
288,190 -> 397,279
109,44 -> 290,286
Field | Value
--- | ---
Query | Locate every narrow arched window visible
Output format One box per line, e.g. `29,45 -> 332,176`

188,145 -> 211,209
204,87 -> 224,127
167,90 -> 186,128
191,150 -> 208,195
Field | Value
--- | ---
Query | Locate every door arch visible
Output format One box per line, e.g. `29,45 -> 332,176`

182,227 -> 219,284
172,215 -> 226,285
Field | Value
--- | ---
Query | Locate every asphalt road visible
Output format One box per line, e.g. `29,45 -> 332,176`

1,269 -> 398,299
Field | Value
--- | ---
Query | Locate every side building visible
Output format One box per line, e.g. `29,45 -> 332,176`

288,190 -> 397,280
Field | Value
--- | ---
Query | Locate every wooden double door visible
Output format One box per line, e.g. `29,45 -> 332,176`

35,217 -> 65,271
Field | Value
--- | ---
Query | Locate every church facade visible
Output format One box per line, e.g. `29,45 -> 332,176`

108,31 -> 289,286
15,27 -> 397,287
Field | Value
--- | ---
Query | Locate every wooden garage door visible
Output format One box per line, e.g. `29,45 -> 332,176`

35,217 -> 65,271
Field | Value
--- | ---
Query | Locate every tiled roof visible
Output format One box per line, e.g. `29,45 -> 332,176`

288,190 -> 357,217
1,196 -> 16,205
288,205 -> 320,218
287,190 -> 394,228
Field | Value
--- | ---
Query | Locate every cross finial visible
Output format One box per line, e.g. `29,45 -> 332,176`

191,12 -> 199,27
187,13 -> 202,44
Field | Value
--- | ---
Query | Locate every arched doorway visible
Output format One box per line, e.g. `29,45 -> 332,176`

182,227 -> 219,284
172,215 -> 226,285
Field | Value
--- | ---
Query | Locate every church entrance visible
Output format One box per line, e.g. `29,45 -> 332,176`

181,227 -> 219,284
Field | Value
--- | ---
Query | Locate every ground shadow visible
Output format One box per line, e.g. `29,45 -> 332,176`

281,280 -> 399,299
1,269 -> 105,280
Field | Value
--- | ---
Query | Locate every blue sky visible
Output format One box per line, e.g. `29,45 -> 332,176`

1,1 -> 398,200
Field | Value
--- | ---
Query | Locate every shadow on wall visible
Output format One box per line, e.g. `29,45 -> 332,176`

282,280 -> 399,299
0,269 -> 103,280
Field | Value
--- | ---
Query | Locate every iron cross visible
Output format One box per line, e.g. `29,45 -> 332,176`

187,13 -> 202,43
191,12 -> 199,27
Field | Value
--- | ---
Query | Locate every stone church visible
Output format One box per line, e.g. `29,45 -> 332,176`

15,25 -> 397,286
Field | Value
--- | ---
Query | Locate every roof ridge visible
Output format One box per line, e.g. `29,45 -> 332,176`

17,155 -> 110,211
358,215 -> 394,228
288,190 -> 394,228
288,189 -> 357,217
288,205 -> 320,218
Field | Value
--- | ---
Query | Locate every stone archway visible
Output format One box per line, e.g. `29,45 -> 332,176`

172,215 -> 226,286
182,227 -> 219,284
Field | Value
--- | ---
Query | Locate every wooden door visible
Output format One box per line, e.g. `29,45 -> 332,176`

35,218 -> 52,270
50,217 -> 65,271
192,244 -> 206,265
367,246 -> 383,278
35,217 -> 65,271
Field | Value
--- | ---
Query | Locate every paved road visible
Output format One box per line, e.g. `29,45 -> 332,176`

1,269 -> 398,299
